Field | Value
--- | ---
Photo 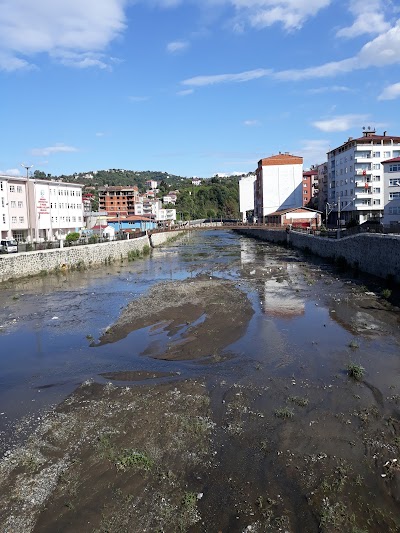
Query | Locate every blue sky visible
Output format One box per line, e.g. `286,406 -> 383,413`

1,0 -> 400,178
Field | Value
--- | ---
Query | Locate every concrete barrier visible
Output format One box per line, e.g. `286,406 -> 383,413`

0,230 -> 184,283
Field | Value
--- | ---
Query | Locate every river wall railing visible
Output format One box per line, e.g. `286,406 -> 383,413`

234,226 -> 400,283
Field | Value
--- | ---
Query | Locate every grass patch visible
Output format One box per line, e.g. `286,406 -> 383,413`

347,362 -> 365,381
274,407 -> 294,419
348,339 -> 359,350
114,449 -> 154,472
381,288 -> 392,299
288,396 -> 309,407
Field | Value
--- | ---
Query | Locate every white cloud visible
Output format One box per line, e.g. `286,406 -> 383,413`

183,68 -> 271,86
276,20 -> 400,80
336,0 -> 390,39
243,119 -> 260,126
177,89 -> 194,96
166,40 -> 189,53
31,144 -> 79,157
312,114 -> 369,132
96,132 -> 105,137
378,81 -> 400,100
0,168 -> 22,177
0,0 -> 128,71
299,139 -> 331,166
307,85 -> 352,94
224,0 -> 331,31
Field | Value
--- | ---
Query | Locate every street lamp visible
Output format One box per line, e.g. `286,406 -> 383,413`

21,163 -> 33,242
336,196 -> 356,237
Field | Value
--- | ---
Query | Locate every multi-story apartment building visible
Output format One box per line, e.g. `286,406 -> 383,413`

317,162 -> 328,214
0,175 -> 84,241
145,180 -> 158,190
98,186 -> 139,217
327,129 -> 400,225
239,174 -> 256,222
255,153 -> 303,221
382,157 -> 400,227
302,169 -> 318,206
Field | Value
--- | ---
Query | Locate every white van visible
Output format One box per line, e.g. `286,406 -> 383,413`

0,240 -> 18,253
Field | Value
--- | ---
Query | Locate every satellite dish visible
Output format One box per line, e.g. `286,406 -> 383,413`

362,126 -> 366,130
368,126 -> 371,130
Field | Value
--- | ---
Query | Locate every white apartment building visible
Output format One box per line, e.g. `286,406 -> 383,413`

255,153 -> 303,221
145,180 -> 158,190
0,175 -> 84,241
134,197 -> 162,217
327,130 -> 400,225
382,157 -> 400,227
157,208 -> 176,223
239,174 -> 256,222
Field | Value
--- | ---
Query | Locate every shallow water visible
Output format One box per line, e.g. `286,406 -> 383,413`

0,229 -> 399,445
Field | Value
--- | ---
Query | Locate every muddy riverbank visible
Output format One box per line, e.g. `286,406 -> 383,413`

0,230 -> 399,532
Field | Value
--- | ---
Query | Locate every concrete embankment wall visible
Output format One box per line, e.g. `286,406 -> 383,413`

236,228 -> 400,282
0,230 -> 184,283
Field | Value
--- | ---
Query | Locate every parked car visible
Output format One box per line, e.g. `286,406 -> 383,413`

0,239 -> 18,253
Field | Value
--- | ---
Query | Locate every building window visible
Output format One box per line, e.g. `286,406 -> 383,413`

373,188 -> 380,193
10,185 -> 15,192
18,201 -> 23,208
373,199 -> 380,205
11,216 -> 17,223
2,214 -> 5,223
17,186 -> 22,193
373,151 -> 380,157
372,164 -> 380,170
389,192 -> 400,199
384,151 -> 391,158
11,201 -> 16,208
19,216 -> 24,223
1,197 -> 4,207
389,179 -> 400,186
389,164 -> 400,172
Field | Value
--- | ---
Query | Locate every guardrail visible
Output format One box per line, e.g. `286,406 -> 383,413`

7,231 -> 147,254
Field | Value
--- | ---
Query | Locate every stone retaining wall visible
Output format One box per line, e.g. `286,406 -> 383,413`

0,230 -> 184,283
236,228 -> 400,282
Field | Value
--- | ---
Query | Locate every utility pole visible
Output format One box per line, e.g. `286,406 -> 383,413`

21,164 -> 33,242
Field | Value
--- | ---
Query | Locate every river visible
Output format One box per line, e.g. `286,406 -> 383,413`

0,229 -> 399,532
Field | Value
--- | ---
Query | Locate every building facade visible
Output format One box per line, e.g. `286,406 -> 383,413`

255,153 -> 303,221
239,174 -> 256,222
317,162 -> 328,214
98,186 -> 139,217
302,169 -> 318,206
382,157 -> 400,227
327,130 -> 400,225
0,175 -> 84,241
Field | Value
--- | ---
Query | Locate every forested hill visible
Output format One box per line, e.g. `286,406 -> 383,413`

32,169 -> 187,191
33,168 -> 252,219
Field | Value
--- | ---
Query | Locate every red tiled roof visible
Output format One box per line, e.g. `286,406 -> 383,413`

259,154 -> 303,166
303,170 -> 318,176
267,207 -> 321,216
381,157 -> 400,164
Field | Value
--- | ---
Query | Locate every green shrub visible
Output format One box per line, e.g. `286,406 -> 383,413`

347,362 -> 365,381
65,232 -> 80,243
